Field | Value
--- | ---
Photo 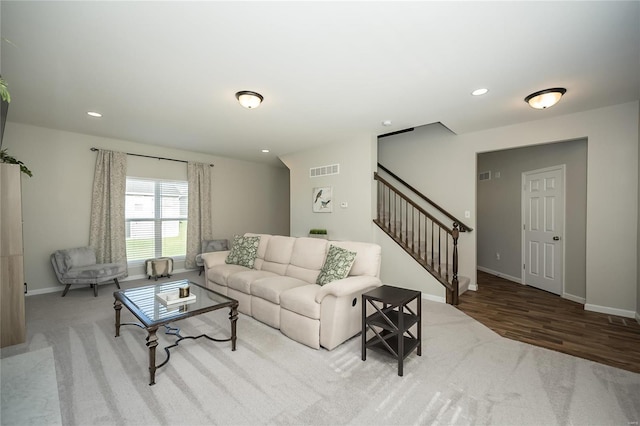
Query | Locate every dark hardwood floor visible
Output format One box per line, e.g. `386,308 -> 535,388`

457,271 -> 640,374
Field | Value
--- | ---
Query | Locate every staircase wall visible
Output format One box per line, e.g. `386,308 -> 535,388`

374,226 -> 446,302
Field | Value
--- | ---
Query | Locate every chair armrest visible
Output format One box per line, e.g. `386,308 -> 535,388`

201,250 -> 230,268
315,275 -> 382,303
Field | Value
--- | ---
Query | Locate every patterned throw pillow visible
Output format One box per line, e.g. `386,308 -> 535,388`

316,245 -> 357,286
225,235 -> 260,268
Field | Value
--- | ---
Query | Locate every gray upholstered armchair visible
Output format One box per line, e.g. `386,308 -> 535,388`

195,239 -> 229,275
51,247 -> 127,297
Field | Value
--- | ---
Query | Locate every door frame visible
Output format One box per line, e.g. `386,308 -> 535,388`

521,164 -> 566,295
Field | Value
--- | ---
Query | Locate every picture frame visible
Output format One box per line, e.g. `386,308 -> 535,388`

312,186 -> 332,213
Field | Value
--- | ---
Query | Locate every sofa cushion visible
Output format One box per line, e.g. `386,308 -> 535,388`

202,239 -> 229,253
227,270 -> 279,294
261,236 -> 295,275
64,263 -> 125,280
330,241 -> 381,277
207,263 -> 249,286
52,252 -> 69,275
226,235 -> 261,268
285,237 -> 327,283
280,284 -> 322,320
244,233 -> 271,269
251,276 -> 309,304
62,247 -> 97,271
197,239 -> 229,266
316,245 -> 357,285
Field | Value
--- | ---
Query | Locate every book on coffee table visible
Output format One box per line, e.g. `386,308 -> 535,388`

155,292 -> 197,306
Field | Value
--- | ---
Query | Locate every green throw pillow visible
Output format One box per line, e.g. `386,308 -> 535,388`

316,245 -> 357,286
225,235 -> 260,268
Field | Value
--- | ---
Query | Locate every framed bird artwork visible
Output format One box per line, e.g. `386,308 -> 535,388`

312,186 -> 333,213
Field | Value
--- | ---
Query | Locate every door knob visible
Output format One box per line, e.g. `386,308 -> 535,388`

553,236 -> 561,241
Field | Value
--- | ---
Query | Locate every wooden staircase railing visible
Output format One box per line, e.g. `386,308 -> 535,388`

374,165 -> 472,305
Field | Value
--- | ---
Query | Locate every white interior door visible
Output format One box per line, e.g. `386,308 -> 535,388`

522,166 -> 565,295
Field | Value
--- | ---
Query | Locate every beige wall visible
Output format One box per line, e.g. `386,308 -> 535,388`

377,123 -> 479,295
280,137 -> 377,242
379,101 -> 639,316
278,128 -> 457,299
3,122 -> 289,294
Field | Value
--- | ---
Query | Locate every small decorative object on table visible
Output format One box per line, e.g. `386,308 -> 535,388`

179,285 -> 190,298
156,290 -> 196,306
308,229 -> 328,239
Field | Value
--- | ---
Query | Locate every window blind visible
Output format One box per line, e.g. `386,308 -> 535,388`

125,177 -> 188,262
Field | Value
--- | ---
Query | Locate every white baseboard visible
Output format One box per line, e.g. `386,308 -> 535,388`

584,303 -> 636,319
636,312 -> 640,325
26,268 -> 193,297
25,286 -> 62,296
477,266 -> 522,284
562,293 -> 586,304
468,283 -> 478,291
421,293 -> 446,304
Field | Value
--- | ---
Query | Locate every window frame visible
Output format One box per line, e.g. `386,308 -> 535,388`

125,177 -> 188,264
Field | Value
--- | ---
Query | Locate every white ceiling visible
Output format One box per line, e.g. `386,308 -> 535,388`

2,1 -> 639,166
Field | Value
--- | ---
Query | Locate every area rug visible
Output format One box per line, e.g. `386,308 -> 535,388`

0,346 -> 62,425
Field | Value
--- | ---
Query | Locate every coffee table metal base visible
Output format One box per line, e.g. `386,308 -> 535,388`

114,298 -> 238,385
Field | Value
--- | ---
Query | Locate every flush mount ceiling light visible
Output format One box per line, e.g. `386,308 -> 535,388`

87,111 -> 102,118
235,91 -> 263,109
524,88 -> 566,109
471,88 -> 488,96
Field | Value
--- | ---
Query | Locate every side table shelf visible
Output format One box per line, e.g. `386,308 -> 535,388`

362,285 -> 421,376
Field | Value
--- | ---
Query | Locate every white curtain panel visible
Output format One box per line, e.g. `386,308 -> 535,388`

186,162 -> 213,269
88,149 -> 128,274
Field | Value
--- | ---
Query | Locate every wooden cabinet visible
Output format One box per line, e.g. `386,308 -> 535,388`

0,163 -> 26,347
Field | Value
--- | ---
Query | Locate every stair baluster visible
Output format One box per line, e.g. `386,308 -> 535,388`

373,167 -> 472,305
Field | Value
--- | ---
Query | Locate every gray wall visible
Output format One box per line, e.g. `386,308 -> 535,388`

477,140 -> 587,300
3,122 -> 290,294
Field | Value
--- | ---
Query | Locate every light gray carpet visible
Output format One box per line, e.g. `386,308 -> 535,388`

2,271 -> 639,425
0,346 -> 62,425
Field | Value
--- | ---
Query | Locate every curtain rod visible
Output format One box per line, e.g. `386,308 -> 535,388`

90,148 -> 213,167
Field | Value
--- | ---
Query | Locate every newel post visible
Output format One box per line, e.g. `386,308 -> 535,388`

451,223 -> 460,305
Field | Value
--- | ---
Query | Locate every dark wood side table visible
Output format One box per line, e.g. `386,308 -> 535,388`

362,285 -> 421,376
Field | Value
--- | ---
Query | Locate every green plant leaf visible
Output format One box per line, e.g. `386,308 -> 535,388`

0,77 -> 10,103
0,149 -> 33,177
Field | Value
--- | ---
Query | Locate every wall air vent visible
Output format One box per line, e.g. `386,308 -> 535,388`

310,164 -> 340,178
479,171 -> 491,181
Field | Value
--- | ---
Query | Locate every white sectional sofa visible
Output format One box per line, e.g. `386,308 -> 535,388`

201,233 -> 382,350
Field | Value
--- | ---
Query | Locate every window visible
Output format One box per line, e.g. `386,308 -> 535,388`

125,177 -> 188,262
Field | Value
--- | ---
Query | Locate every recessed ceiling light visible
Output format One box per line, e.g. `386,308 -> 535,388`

261,149 -> 270,153
382,120 -> 392,127
87,111 -> 102,118
471,88 -> 488,96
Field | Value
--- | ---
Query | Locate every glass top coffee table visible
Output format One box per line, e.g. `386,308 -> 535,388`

113,280 -> 238,385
